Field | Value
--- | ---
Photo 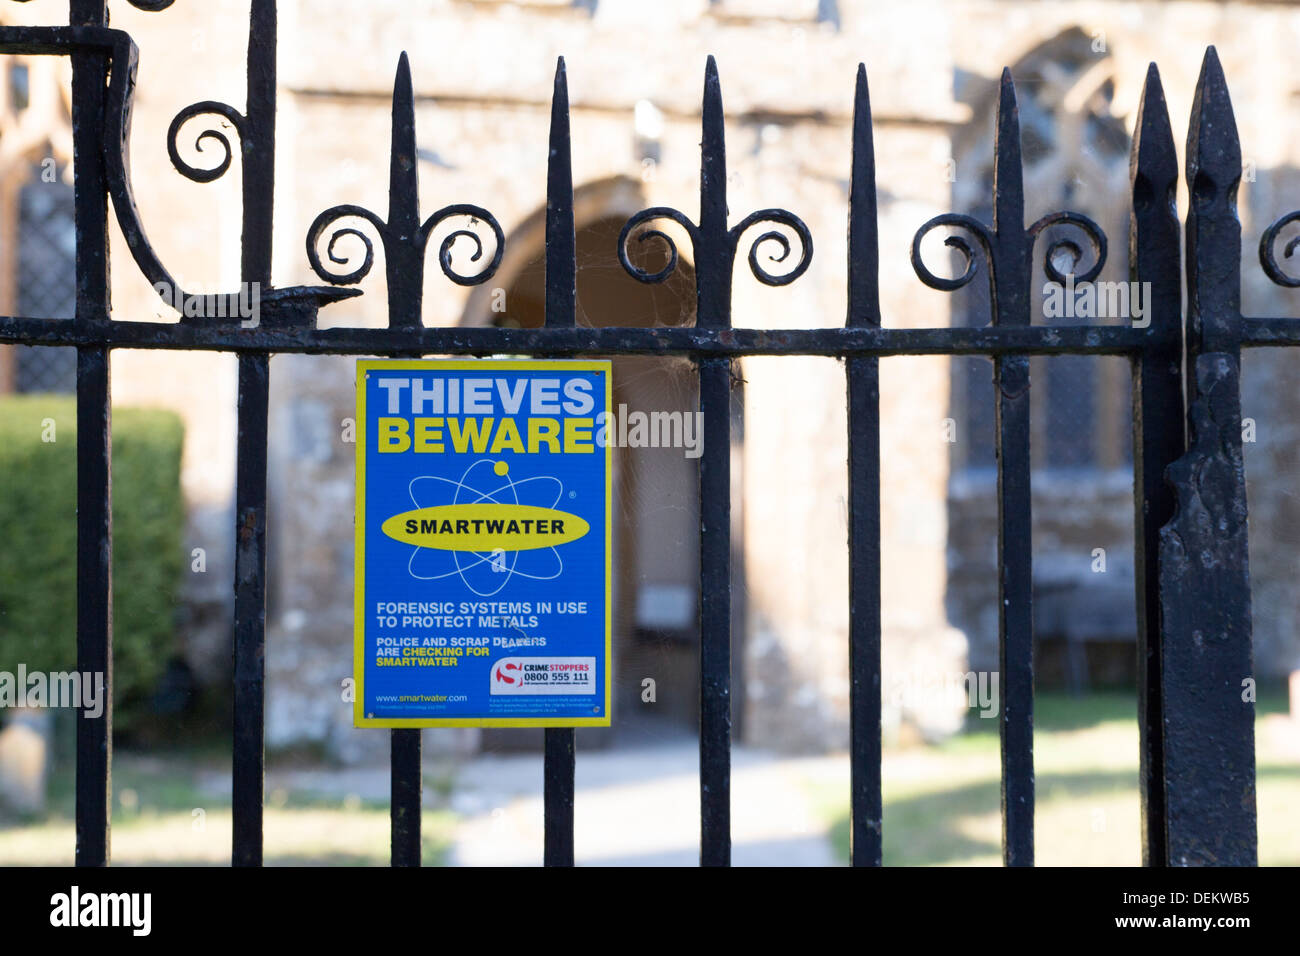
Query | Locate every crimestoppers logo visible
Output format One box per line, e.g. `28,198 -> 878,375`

491,659 -> 523,686
381,458 -> 587,597
489,657 -> 596,695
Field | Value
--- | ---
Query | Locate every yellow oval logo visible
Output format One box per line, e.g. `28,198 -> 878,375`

382,504 -> 589,552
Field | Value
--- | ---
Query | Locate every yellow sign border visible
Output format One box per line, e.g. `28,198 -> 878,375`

353,358 -> 613,728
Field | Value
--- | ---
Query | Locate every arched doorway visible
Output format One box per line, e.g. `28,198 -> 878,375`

466,180 -> 718,748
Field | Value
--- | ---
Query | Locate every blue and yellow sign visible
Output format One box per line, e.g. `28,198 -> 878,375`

354,359 -> 612,727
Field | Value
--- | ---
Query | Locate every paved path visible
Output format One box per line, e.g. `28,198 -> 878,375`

449,741 -> 844,866
197,738 -> 847,866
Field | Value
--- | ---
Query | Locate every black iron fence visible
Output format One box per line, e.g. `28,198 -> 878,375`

0,0 -> 1281,867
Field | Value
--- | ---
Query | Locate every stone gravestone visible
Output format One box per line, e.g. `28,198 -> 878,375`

0,708 -> 52,815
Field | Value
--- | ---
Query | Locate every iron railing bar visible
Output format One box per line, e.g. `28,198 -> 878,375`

71,0 -> 112,869
74,351 -> 112,866
542,56 -> 578,868
0,24 -> 123,57
1239,317 -> 1300,345
1129,63 -> 1182,867
383,53 -> 427,867
696,56 -> 732,867
994,368 -> 1033,867
991,70 -> 1034,866
243,0 -> 276,291
231,0 -> 278,867
0,321 -> 1155,356
846,63 -> 883,868
1161,47 -> 1257,865
698,357 -> 732,867
390,730 -> 423,865
543,730 -> 576,865
232,355 -> 268,866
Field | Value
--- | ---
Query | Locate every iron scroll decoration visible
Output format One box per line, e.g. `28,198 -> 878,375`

1259,211 -> 1300,288
10,0 -> 176,8
617,58 -> 813,303
619,206 -> 814,288
307,202 -> 505,288
911,210 -> 1108,295
6,1 -> 502,327
2,3 -> 359,325
166,101 -> 245,185
908,71 -> 1108,310
304,53 -> 505,324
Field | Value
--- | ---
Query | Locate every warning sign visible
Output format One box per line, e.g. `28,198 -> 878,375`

353,359 -> 612,727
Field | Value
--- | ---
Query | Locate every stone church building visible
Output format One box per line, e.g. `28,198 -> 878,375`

2,0 -> 1299,761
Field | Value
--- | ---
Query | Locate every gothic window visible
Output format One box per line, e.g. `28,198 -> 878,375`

952,30 -> 1132,473
0,56 -> 76,394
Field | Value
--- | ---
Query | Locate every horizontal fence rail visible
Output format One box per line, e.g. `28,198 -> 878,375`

0,0 -> 1280,866
0,318 -> 1161,355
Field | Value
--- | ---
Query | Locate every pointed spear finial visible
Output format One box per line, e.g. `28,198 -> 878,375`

992,67 -> 1024,239
389,52 -> 419,239
546,56 -> 576,327
1186,47 -> 1241,198
1131,63 -> 1178,209
386,52 -> 423,328
848,63 -> 880,328
700,55 -> 727,240
1185,47 -> 1242,357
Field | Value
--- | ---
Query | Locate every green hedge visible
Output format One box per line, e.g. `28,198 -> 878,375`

0,394 -> 184,727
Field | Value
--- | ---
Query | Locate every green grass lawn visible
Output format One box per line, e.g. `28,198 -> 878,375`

3,692 -> 1294,866
815,691 -> 1300,866
0,750 -> 456,866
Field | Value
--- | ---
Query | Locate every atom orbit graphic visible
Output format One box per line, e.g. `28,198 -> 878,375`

406,458 -> 565,597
